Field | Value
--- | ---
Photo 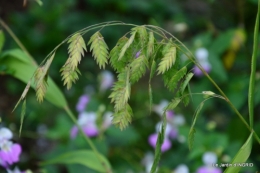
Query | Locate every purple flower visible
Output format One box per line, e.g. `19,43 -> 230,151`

135,51 -> 141,58
148,133 -> 172,152
193,48 -> 211,77
70,112 -> 99,139
0,140 -> 21,166
193,62 -> 211,77
76,94 -> 90,113
142,152 -> 154,173
197,152 -> 222,173
100,71 -> 114,91
197,166 -> 222,173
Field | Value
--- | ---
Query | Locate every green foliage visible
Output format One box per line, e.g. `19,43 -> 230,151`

88,31 -> 109,69
224,133 -> 253,173
130,54 -> 148,83
40,150 -> 111,172
61,33 -> 86,89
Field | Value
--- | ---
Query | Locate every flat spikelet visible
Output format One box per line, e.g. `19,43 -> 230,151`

112,104 -> 133,130
157,46 -> 177,75
61,33 -> 86,89
130,54 -> 148,83
88,32 -> 109,69
110,37 -> 129,72
109,68 -> 131,112
34,53 -> 55,103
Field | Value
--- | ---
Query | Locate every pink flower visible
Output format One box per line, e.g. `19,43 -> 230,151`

76,94 -> 90,113
193,48 -> 211,77
148,133 -> 171,152
135,51 -> 141,58
0,140 -> 21,166
70,112 -> 99,139
197,152 -> 222,173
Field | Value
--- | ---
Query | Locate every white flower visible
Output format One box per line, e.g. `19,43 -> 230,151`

203,152 -> 217,165
0,127 -> 13,141
153,100 -> 169,116
102,111 -> 113,129
100,70 -> 114,91
195,48 -> 209,62
142,152 -> 154,173
174,164 -> 189,173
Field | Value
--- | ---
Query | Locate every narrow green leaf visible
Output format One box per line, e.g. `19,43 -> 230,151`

40,150 -> 111,173
167,66 -> 187,92
119,29 -> 137,60
0,30 -> 5,53
150,111 -> 167,173
19,99 -> 26,137
157,46 -> 177,75
181,73 -> 194,94
224,132 -> 253,173
188,102 -> 204,150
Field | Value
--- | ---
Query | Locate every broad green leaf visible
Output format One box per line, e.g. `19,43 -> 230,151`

224,132 -> 253,173
0,30 -> 4,53
40,150 -> 111,173
0,49 -> 67,108
188,102 -> 204,150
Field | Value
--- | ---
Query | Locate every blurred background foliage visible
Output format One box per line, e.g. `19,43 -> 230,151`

0,0 -> 260,172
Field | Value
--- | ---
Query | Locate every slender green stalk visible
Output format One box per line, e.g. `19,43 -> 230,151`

64,106 -> 112,173
0,18 -> 37,66
248,0 -> 260,128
